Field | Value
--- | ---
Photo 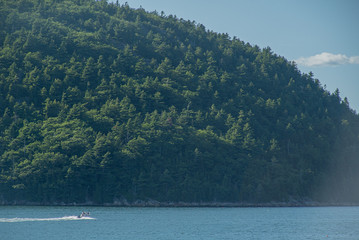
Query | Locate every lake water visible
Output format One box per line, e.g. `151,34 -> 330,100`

0,206 -> 358,240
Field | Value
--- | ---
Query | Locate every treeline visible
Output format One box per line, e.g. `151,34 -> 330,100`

0,0 -> 358,204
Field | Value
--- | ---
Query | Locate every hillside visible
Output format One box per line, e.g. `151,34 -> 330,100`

0,0 -> 359,205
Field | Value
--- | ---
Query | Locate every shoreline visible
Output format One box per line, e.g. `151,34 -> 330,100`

1,200 -> 358,207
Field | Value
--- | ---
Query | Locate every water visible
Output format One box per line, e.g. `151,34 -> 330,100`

1,206 -> 358,240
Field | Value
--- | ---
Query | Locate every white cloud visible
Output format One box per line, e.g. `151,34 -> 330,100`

295,52 -> 359,67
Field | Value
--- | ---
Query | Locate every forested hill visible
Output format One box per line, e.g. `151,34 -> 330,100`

0,0 -> 358,205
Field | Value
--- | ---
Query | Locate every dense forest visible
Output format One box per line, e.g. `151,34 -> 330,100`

0,0 -> 358,205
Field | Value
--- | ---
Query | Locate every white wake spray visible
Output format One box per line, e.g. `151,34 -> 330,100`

0,216 -> 95,222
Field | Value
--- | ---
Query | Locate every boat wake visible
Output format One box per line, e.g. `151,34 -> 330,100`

0,216 -> 95,222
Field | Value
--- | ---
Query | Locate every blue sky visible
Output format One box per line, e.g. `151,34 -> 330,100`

116,0 -> 359,112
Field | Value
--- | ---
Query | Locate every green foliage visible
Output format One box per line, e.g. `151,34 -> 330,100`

0,0 -> 358,204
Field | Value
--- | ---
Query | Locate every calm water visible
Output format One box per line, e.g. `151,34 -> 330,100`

0,206 -> 358,240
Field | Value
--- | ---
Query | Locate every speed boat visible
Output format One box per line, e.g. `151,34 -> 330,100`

78,212 -> 90,218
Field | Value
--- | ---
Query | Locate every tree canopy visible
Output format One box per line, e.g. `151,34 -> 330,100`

0,0 -> 358,204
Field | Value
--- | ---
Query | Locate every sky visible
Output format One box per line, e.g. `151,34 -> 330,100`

115,0 -> 359,112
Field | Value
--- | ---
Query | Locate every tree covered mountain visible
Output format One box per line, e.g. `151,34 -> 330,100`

0,0 -> 358,204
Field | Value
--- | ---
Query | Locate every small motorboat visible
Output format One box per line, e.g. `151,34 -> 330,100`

78,212 -> 90,218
